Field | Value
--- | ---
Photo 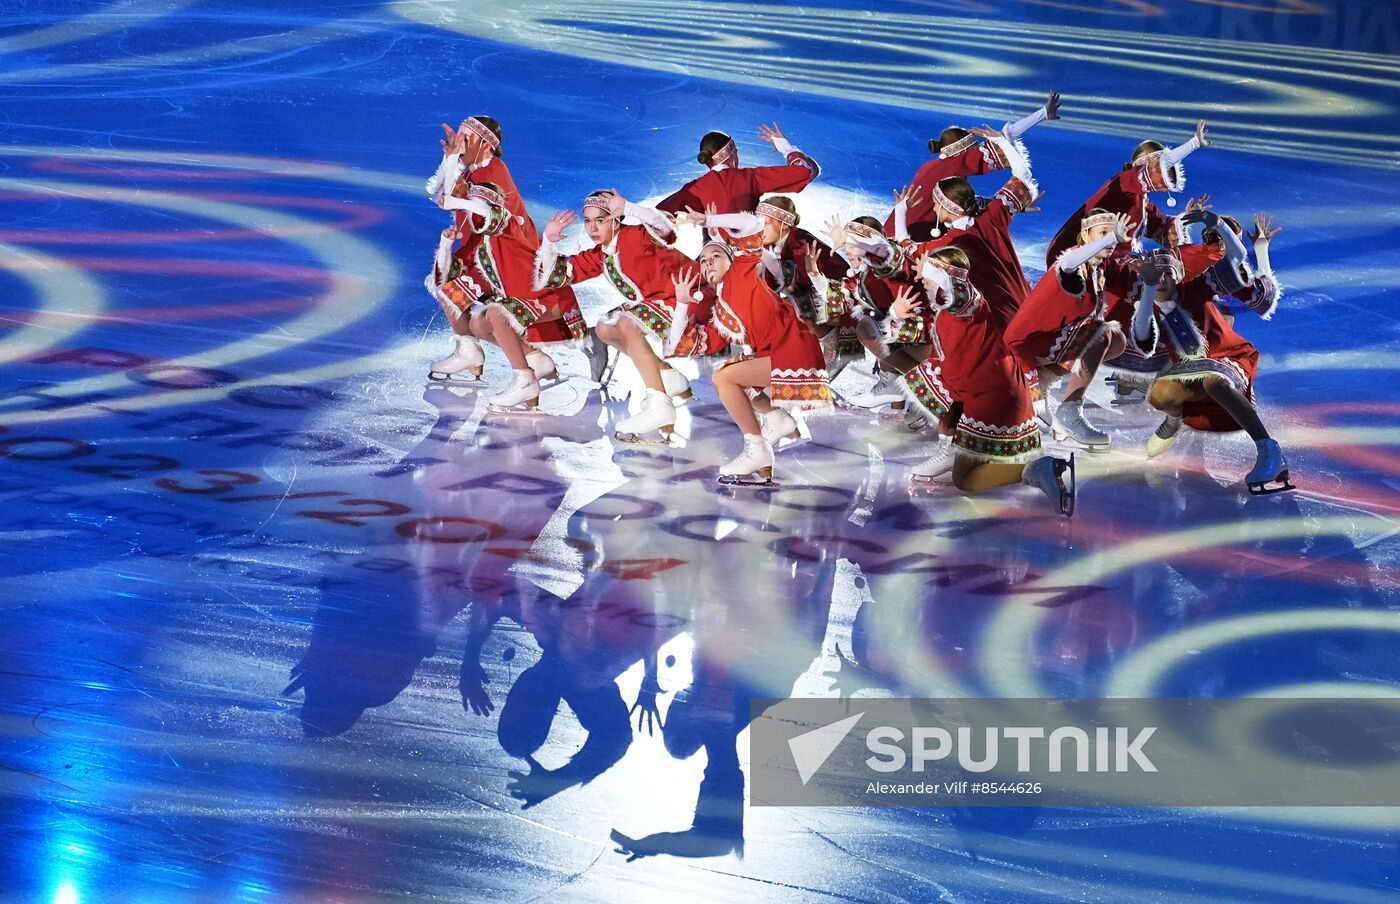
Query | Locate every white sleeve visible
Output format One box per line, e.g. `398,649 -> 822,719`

1253,238 -> 1273,276
1217,222 -> 1250,266
427,153 -> 465,199
1132,287 -> 1159,349
987,134 -> 1034,187
623,201 -> 676,240
533,238 -> 561,292
771,136 -> 796,157
1002,104 -> 1048,141
440,194 -> 493,217
1056,233 -> 1117,272
705,212 -> 763,235
892,201 -> 909,242
1163,134 -> 1202,169
434,233 -> 454,281
664,299 -> 692,356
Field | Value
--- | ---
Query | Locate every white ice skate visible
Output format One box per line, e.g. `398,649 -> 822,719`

660,367 -> 693,402
759,407 -> 804,450
717,434 -> 777,487
1051,400 -> 1111,452
909,441 -> 954,489
526,349 -> 566,391
613,389 -> 676,444
849,371 -> 905,412
1146,415 -> 1183,459
486,368 -> 542,414
428,335 -> 484,383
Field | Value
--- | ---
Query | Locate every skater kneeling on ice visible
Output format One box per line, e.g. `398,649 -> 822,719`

1128,232 -> 1293,495
667,229 -> 833,488
899,248 -> 1077,516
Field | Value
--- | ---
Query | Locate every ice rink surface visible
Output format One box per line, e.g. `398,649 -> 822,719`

1,1 -> 1398,901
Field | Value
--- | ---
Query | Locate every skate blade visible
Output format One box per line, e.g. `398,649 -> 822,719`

1051,429 -> 1110,453
486,400 -> 545,416
1247,471 -> 1295,495
1110,394 -> 1145,407
537,374 -> 568,392
716,474 -> 778,488
613,429 -> 675,446
1058,453 -> 1077,518
428,371 -> 484,384
771,431 -> 809,453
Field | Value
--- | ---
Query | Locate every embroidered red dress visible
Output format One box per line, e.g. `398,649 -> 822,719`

697,255 -> 833,412
884,137 -> 1015,241
900,284 -> 1041,463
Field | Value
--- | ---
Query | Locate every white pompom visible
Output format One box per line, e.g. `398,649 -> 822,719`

1166,196 -> 1177,209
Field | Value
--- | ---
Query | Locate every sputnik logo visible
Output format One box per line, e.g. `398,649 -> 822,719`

787,712 -> 864,785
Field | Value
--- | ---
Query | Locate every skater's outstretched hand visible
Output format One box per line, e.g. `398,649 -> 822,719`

1194,119 -> 1210,148
890,283 -> 923,321
825,215 -> 847,249
1111,211 -> 1133,245
439,122 -> 458,155
672,267 -> 701,300
758,121 -> 787,147
1249,212 -> 1281,244
603,188 -> 627,218
1185,193 -> 1211,215
970,124 -> 1004,139
543,209 -> 576,243
892,182 -> 921,210
1044,91 -> 1062,120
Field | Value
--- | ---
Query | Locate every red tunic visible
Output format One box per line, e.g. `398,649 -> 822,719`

543,223 -> 696,343
656,151 -> 819,216
917,177 -> 1037,334
1004,258 -> 1137,368
901,291 -> 1040,464
1046,158 -> 1184,266
883,139 -> 1008,242
707,255 -> 832,412
433,208 -> 586,345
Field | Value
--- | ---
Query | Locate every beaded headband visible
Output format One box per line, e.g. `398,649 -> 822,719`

467,183 -> 505,209
755,201 -> 796,228
844,222 -> 882,240
701,239 -> 734,259
1080,211 -> 1118,232
931,183 -> 966,217
462,117 -> 500,149
939,132 -> 977,159
711,136 -> 737,166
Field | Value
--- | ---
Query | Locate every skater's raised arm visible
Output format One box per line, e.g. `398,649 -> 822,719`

1057,213 -> 1131,272
1002,91 -> 1061,141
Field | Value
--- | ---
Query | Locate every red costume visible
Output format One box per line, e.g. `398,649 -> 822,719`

656,149 -> 819,216
900,277 -> 1041,463
917,175 -> 1038,334
431,189 -> 586,346
1003,256 -> 1137,369
540,223 -> 698,344
695,255 -> 833,412
1046,152 -> 1187,266
884,137 -> 1015,242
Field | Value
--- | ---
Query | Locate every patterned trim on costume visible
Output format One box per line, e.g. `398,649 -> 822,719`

712,137 -> 737,166
1136,151 -> 1186,194
1203,257 -> 1254,297
544,254 -> 571,289
931,183 -> 965,219
884,315 -> 931,347
1240,272 -> 1280,320
770,367 -> 834,414
712,297 -> 748,346
1156,356 -> 1250,396
1044,317 -> 1108,367
868,238 -> 910,280
601,301 -> 672,343
980,137 -> 1009,171
467,183 -> 506,210
901,366 -> 1042,464
483,296 -> 540,336
996,175 -> 1038,215
603,253 -> 643,303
